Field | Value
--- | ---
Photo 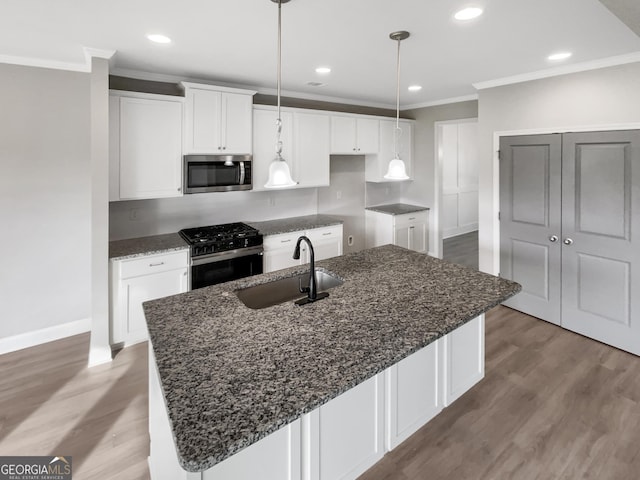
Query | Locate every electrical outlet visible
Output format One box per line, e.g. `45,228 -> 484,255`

129,208 -> 139,221
348,235 -> 354,246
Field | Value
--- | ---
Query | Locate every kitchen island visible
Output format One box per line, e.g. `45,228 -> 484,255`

143,245 -> 520,479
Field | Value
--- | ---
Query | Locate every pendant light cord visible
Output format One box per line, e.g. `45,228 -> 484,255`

394,37 -> 402,160
275,0 -> 283,160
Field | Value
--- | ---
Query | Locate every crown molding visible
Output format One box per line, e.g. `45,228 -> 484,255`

0,54 -> 89,72
402,94 -> 479,110
0,47 -> 117,73
473,51 -> 640,90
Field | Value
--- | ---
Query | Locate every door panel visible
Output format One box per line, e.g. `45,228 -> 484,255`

576,143 -> 629,239
511,145 -> 549,226
500,134 -> 562,325
561,130 -> 640,355
511,240 -> 549,300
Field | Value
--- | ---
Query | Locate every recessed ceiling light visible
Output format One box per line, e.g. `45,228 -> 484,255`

147,34 -> 171,44
408,85 -> 422,92
315,67 -> 331,74
548,52 -> 572,61
454,7 -> 483,21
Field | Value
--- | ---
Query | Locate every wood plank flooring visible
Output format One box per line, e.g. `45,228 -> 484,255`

359,306 -> 640,479
0,335 -> 150,480
2,306 -> 639,479
443,231 -> 478,270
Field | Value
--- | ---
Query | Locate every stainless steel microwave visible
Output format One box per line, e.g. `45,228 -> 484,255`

183,155 -> 252,193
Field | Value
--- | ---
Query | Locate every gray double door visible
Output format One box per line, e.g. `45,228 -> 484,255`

500,130 -> 640,355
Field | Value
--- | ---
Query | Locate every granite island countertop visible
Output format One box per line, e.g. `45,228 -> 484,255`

143,245 -> 520,472
246,214 -> 342,236
366,203 -> 430,215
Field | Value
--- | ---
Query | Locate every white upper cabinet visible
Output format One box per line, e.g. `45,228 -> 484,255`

330,116 -> 379,154
367,119 -> 413,183
293,111 -> 330,188
181,82 -> 255,155
252,106 -> 330,191
109,92 -> 183,201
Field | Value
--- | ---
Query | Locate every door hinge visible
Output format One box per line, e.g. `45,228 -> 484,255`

498,211 -> 501,220
497,150 -> 502,160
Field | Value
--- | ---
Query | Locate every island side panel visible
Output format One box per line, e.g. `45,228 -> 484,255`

441,314 -> 485,406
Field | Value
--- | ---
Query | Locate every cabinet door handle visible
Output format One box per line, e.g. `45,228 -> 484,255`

409,226 -> 415,230
408,217 -> 416,220
563,238 -> 573,246
322,232 -> 332,236
280,239 -> 291,243
549,235 -> 558,243
149,262 -> 165,267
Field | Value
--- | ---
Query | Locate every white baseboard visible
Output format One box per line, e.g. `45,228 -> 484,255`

0,318 -> 91,355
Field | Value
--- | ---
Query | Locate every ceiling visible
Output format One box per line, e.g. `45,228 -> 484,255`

2,0 -> 640,108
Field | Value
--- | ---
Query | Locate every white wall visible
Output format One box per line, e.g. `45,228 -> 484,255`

109,188 -> 319,240
0,64 -> 91,341
318,156 -> 366,254
478,61 -> 640,274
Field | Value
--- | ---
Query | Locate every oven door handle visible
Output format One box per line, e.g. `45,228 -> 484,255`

191,245 -> 264,266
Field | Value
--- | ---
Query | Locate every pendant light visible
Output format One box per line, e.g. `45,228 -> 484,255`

384,31 -> 410,181
264,0 -> 297,188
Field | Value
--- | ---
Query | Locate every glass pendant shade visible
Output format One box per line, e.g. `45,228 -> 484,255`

264,155 -> 296,188
384,157 -> 409,180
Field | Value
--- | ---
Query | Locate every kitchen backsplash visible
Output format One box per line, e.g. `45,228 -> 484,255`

109,159 -> 408,241
109,188 -> 319,241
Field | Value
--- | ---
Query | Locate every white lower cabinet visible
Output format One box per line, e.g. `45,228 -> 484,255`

202,422 -> 301,480
441,313 -> 485,406
263,225 -> 343,273
366,210 -> 429,253
111,250 -> 189,346
305,374 -> 385,480
148,315 -> 484,479
385,339 -> 441,450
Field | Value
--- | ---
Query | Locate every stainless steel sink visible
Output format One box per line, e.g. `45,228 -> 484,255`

235,270 -> 343,309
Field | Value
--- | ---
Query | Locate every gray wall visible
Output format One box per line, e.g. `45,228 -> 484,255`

0,64 -> 91,338
109,189 -> 319,240
318,156 -> 366,254
403,101 -> 479,255
478,61 -> 640,273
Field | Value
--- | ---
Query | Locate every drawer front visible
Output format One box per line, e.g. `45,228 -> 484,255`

263,231 -> 303,251
118,250 -> 189,279
394,211 -> 428,228
305,224 -> 343,242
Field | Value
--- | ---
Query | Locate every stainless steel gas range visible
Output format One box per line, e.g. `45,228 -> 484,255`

179,222 -> 263,290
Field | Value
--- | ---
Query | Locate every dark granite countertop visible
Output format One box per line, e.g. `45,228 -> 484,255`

143,245 -> 520,472
247,214 -> 343,236
366,203 -> 430,215
109,233 -> 188,260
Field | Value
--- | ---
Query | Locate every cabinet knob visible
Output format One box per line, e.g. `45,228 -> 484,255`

563,238 -> 573,246
222,146 -> 226,150
353,147 -> 357,151
177,187 -> 181,192
549,235 -> 558,243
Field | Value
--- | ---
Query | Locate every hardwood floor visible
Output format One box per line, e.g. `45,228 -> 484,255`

360,306 -> 640,480
443,231 -> 478,270
0,334 -> 150,480
2,306 -> 639,479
